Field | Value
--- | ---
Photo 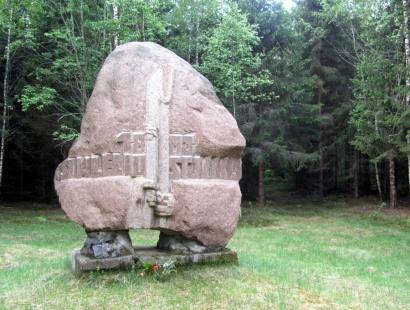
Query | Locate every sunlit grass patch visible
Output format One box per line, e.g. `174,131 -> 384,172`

0,198 -> 409,309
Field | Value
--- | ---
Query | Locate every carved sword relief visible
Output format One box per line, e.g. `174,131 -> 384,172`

144,66 -> 175,221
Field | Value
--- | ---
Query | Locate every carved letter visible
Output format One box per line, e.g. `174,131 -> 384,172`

132,155 -> 145,176
66,158 -> 76,179
91,155 -> 103,177
169,157 -> 182,179
112,153 -> 124,175
115,132 -> 131,153
182,135 -> 195,156
123,153 -> 133,176
217,157 -> 228,179
209,157 -> 219,179
102,153 -> 114,176
181,157 -> 194,178
132,133 -> 145,154
192,156 -> 202,179
201,157 -> 211,179
169,135 -> 182,156
77,156 -> 91,178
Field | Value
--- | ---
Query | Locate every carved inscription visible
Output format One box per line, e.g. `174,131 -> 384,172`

169,134 -> 242,181
55,132 -> 146,181
56,132 -> 241,181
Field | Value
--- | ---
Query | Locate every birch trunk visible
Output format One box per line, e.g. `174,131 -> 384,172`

389,151 -> 397,208
374,163 -> 383,201
142,9 -> 145,41
317,82 -> 324,197
258,160 -> 265,205
188,30 -> 192,63
0,6 -> 13,189
79,1 -> 87,111
232,85 -> 236,119
195,19 -> 199,66
113,3 -> 119,48
353,150 -> 359,199
374,114 -> 383,200
403,0 -> 410,191
103,3 -> 107,45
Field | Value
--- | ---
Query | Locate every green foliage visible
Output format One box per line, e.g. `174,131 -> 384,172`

165,0 -> 220,64
11,0 -> 168,144
112,0 -> 167,43
19,86 -> 57,112
52,125 -> 80,145
347,0 -> 409,162
201,6 -> 264,113
1,0 -> 409,198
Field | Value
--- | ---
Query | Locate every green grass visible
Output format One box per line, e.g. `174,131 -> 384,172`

1,197 -> 410,309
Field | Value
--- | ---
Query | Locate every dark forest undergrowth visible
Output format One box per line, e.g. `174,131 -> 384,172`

0,196 -> 409,309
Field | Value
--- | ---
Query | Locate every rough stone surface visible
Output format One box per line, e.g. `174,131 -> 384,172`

71,249 -> 134,275
65,42 -> 244,159
71,247 -> 238,274
167,179 -> 241,247
133,247 -> 238,267
56,176 -> 152,230
81,230 -> 134,258
55,42 -> 245,248
157,232 -> 210,254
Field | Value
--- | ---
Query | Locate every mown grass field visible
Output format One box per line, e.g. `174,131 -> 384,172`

0,197 -> 409,309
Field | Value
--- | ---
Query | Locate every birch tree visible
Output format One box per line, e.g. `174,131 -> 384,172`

113,1 -> 118,47
402,0 -> 410,191
0,2 -> 13,189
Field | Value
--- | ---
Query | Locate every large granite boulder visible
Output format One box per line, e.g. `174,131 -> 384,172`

55,42 -> 245,249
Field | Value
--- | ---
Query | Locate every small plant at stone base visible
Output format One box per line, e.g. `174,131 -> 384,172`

139,260 -> 177,281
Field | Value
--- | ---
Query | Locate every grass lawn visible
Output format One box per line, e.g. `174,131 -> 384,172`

0,197 -> 409,309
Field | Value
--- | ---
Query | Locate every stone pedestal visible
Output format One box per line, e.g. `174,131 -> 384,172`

71,247 -> 238,275
71,249 -> 135,275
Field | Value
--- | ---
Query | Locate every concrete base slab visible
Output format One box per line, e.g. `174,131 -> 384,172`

71,249 -> 135,275
71,247 -> 238,275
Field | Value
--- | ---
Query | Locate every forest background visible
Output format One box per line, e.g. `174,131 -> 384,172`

0,0 -> 409,207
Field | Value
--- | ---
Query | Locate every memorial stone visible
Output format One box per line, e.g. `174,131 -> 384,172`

54,42 -> 245,271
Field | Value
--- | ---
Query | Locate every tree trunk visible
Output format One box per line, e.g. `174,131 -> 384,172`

195,19 -> 199,66
383,161 -> 388,201
374,162 -> 383,201
79,2 -> 87,111
103,3 -> 107,46
334,143 -> 338,190
403,0 -> 410,192
141,7 -> 145,41
353,149 -> 359,199
388,151 -> 397,208
362,155 -> 371,195
318,145 -> 324,196
113,3 -> 119,48
317,82 -> 324,197
0,6 -> 13,190
80,0 -> 85,40
188,13 -> 192,63
258,160 -> 265,205
373,114 -> 383,200
232,89 -> 236,119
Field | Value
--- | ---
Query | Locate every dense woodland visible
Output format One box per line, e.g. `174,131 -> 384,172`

0,0 -> 409,206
